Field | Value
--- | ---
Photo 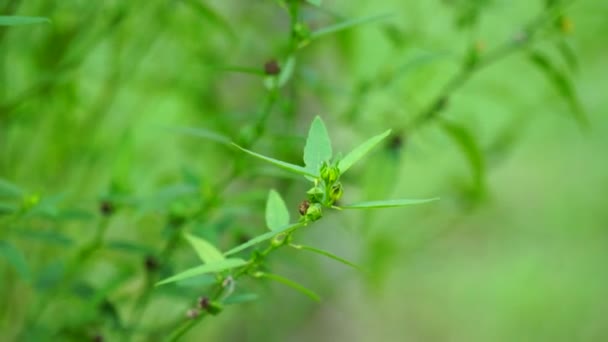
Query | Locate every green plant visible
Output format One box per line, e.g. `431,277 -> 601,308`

158,116 -> 437,340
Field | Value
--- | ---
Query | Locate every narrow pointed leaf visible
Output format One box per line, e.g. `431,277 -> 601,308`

265,190 -> 290,231
156,258 -> 247,286
340,198 -> 439,209
184,233 -> 225,264
338,129 -> 391,174
311,13 -> 393,40
277,56 -> 296,87
441,120 -> 485,190
291,244 -> 360,270
223,293 -> 259,305
224,223 -> 302,256
232,143 -> 316,178
529,51 -> 588,128
0,241 -> 30,281
0,16 -> 51,26
256,272 -> 320,301
303,116 -> 332,175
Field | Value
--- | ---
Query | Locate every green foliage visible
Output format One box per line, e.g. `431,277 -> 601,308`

156,259 -> 247,286
265,190 -> 290,231
0,16 -> 50,26
0,1 -> 601,341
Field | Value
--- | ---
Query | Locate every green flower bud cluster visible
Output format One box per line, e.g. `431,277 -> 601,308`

299,161 -> 344,223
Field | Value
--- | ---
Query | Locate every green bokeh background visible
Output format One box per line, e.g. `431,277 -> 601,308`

1,1 -> 607,341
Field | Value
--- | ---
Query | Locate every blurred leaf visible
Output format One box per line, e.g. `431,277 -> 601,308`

106,240 -> 156,255
255,272 -> 320,301
306,0 -> 322,6
311,13 -> 393,40
441,120 -> 485,190
232,143 -> 316,178
265,190 -> 290,231
0,178 -> 24,199
303,116 -> 333,175
156,258 -> 247,286
290,244 -> 360,270
277,56 -> 296,87
215,65 -> 265,76
0,241 -> 30,281
14,229 -> 73,247
338,129 -> 392,174
182,0 -> 236,39
340,198 -> 439,209
0,16 -> 51,26
528,51 -> 588,128
184,233 -> 225,264
0,202 -> 17,215
556,40 -> 578,73
223,293 -> 259,305
172,126 -> 231,145
224,223 -> 303,256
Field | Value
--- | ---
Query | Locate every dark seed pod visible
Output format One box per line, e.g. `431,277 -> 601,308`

298,200 -> 310,216
264,59 -> 281,75
99,200 -> 115,217
144,255 -> 159,272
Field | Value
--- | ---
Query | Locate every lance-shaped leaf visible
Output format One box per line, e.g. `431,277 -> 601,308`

0,241 -> 31,281
0,16 -> 51,26
339,198 -> 439,209
232,143 -> 316,178
255,272 -> 320,301
290,244 -> 360,270
265,190 -> 290,231
224,223 -> 303,256
528,51 -> 588,128
156,258 -> 247,286
338,129 -> 391,174
311,13 -> 393,40
184,233 -> 225,264
303,116 -> 332,175
441,120 -> 485,190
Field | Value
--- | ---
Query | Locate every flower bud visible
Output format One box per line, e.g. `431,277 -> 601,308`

320,163 -> 339,184
199,296 -> 223,315
307,186 -> 324,203
271,233 -> 287,247
298,200 -> 310,216
305,203 -> 323,222
329,182 -> 343,204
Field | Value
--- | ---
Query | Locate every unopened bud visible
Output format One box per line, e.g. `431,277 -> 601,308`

329,182 -> 343,204
307,187 -> 324,203
305,203 -> 323,222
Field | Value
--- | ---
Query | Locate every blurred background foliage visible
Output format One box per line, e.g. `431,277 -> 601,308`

1,0 -> 607,341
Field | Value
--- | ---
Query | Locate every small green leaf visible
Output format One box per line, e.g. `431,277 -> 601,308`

232,143 -> 317,177
311,13 -> 393,40
255,272 -> 320,301
266,190 -> 290,231
303,116 -> 332,175
184,233 -> 225,264
0,16 -> 51,26
440,120 -> 485,190
156,258 -> 247,286
528,51 -> 588,128
291,244 -> 360,270
340,198 -> 439,209
0,241 -> 30,281
224,223 -> 303,256
223,293 -> 259,305
338,129 -> 391,174
306,0 -> 322,6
